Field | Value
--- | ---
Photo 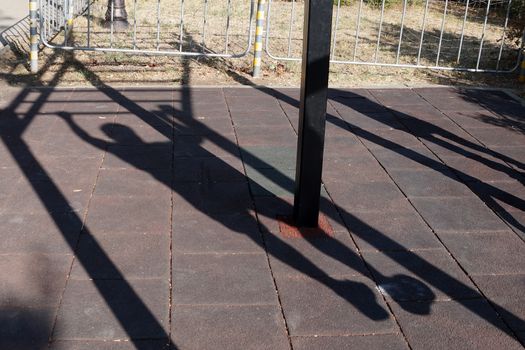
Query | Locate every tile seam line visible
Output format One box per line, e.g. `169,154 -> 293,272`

47,86 -> 117,346
167,86 -> 175,346
171,303 -> 279,307
356,87 -> 524,347
292,332 -> 402,337
275,92 -> 413,350
222,87 -> 295,350
411,87 -> 525,245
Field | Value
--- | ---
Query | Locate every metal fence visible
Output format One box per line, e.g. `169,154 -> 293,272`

37,0 -> 255,59
265,0 -> 524,72
30,0 -> 525,74
1,16 -> 31,54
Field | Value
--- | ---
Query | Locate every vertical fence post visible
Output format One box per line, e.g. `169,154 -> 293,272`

29,0 -> 39,73
293,0 -> 333,227
252,0 -> 265,77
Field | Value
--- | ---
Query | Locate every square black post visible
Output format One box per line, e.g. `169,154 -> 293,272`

293,0 -> 333,227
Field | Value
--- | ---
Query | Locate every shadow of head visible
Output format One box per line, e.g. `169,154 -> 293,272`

377,274 -> 435,315
102,123 -> 142,144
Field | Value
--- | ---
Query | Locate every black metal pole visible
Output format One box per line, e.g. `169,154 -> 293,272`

293,0 -> 333,227
105,0 -> 129,30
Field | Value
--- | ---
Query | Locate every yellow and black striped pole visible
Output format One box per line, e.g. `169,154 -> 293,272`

519,54 -> 525,83
29,0 -> 39,73
252,0 -> 265,77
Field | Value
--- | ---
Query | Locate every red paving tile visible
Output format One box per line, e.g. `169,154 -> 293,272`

0,86 -> 524,349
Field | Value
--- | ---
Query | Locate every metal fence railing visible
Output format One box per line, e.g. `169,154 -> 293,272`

265,0 -> 525,73
27,0 -> 525,75
36,0 -> 255,59
1,15 -> 31,55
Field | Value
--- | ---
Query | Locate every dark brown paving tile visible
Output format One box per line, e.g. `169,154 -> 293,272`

391,299 -> 523,350
240,145 -> 296,170
443,110 -> 506,130
408,131 -> 487,160
0,212 -> 80,254
322,154 -> 391,183
49,339 -> 169,350
86,195 -> 171,235
363,249 -> 477,301
359,128 -> 423,150
369,88 -> 427,107
116,112 -> 171,127
439,231 -> 525,275
330,97 -> 387,114
441,155 -> 522,183
173,134 -> 239,158
172,102 -> 229,118
275,275 -> 396,335
419,94 -> 486,112
468,127 -> 525,147
223,87 -> 276,97
491,146 -> 525,171
370,146 -> 446,171
343,210 -> 442,251
171,305 -> 289,349
264,232 -> 368,278
401,116 -> 471,137
327,180 -> 410,213
292,334 -> 409,350
172,181 -> 253,215
173,117 -> 234,135
226,96 -> 282,113
108,124 -> 172,145
388,169 -> 473,197
391,104 -> 446,121
95,168 -> 170,196
0,306 -> 55,350
230,110 -> 290,127
104,145 -> 172,169
172,253 -> 276,305
54,279 -> 169,340
61,100 -> 120,115
323,136 -> 363,161
173,156 -> 245,183
472,274 -> 525,332
2,180 -> 91,215
70,232 -> 170,280
410,197 -> 509,233
0,254 -> 72,307
340,111 -> 404,131
247,167 -> 295,197
329,89 -> 378,101
235,125 -> 297,146
468,180 -> 525,213
172,212 -> 263,253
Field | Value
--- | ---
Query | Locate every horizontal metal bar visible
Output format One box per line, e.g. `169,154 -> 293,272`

264,49 -> 522,73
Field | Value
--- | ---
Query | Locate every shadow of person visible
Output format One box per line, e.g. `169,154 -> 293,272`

56,111 -> 395,322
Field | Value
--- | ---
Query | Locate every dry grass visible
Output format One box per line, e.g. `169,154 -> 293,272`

0,0 -> 523,89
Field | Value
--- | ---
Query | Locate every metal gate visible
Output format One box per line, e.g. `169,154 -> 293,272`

29,0 -> 525,74
264,0 -> 524,73
36,0 -> 255,57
